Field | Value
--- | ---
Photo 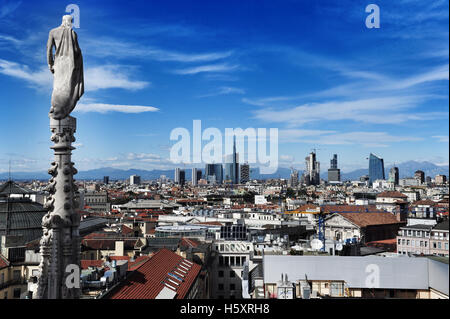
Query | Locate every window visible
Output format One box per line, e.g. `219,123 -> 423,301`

13,288 -> 21,299
230,271 -> 235,278
224,256 -> 229,266
230,256 -> 235,266
438,242 -> 442,249
398,239 -> 401,245
230,284 -> 235,290
218,284 -> 224,291
218,270 -> 224,278
219,256 -> 224,266
13,270 -> 21,281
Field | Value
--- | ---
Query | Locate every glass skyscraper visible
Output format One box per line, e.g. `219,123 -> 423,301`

224,136 -> 239,184
369,153 -> 385,183
205,163 -> 223,184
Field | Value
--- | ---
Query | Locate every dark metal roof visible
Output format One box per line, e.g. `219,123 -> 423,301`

0,181 -> 33,195
434,220 -> 449,231
0,198 -> 46,243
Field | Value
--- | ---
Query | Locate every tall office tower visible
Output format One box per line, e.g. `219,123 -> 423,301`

368,153 -> 385,184
240,163 -> 250,184
388,167 -> 399,185
205,163 -> 223,184
414,170 -> 425,184
130,175 -> 141,185
179,170 -> 185,186
103,176 -> 109,185
327,154 -> 341,182
191,168 -> 200,186
224,136 -> 240,184
303,150 -> 320,185
174,168 -> 185,186
289,169 -> 299,187
174,168 -> 180,184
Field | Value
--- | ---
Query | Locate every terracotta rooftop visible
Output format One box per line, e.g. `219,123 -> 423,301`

180,237 -> 200,248
81,260 -> 103,269
337,212 -> 403,228
105,248 -> 201,299
322,205 -> 382,214
412,199 -> 437,206
0,254 -> 9,269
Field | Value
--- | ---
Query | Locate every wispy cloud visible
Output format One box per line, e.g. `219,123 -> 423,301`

0,58 -> 52,87
85,65 -> 150,91
173,63 -> 239,75
83,37 -> 233,63
198,86 -> 245,97
279,130 -> 422,147
74,103 -> 159,114
253,96 -> 446,126
432,135 -> 450,143
0,59 -> 149,92
0,1 -> 21,18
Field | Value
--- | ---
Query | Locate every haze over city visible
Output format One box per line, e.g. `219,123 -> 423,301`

0,0 -> 448,174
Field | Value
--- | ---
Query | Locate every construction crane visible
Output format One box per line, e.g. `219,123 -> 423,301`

283,207 -> 375,251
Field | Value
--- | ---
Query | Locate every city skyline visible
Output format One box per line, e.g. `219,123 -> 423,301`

0,0 -> 448,174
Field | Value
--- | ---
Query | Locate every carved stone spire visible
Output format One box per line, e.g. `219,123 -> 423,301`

36,116 -> 81,299
36,15 -> 83,299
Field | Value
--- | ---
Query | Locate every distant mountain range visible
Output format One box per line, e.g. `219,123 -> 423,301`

1,161 -> 448,181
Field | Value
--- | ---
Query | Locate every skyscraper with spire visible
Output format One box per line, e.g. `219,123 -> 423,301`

225,136 -> 240,184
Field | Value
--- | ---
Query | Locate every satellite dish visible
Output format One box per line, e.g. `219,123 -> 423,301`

310,239 -> 323,250
335,243 -> 343,251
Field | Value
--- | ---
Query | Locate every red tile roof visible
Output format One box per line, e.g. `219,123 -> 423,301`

412,199 -> 437,206
81,260 -> 103,269
121,225 -> 134,235
0,254 -> 9,269
322,205 -> 382,214
180,238 -> 200,248
337,212 -> 403,228
105,248 -> 201,299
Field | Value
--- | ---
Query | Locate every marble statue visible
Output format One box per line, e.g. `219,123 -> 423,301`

47,15 -> 84,120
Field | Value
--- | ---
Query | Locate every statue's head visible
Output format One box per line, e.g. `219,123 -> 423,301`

61,15 -> 73,28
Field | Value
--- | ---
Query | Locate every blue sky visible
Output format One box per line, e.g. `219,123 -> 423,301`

0,0 -> 448,173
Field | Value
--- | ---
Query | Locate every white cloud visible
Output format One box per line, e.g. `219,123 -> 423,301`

74,103 -> 159,114
283,131 -> 423,147
85,65 -> 149,91
253,96 -> 444,125
0,58 -> 52,87
173,63 -> 239,75
83,37 -> 233,63
0,59 -> 150,92
432,135 -> 450,143
0,1 -> 21,18
199,86 -> 245,97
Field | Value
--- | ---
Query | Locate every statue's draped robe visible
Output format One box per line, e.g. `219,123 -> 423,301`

47,26 -> 84,119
